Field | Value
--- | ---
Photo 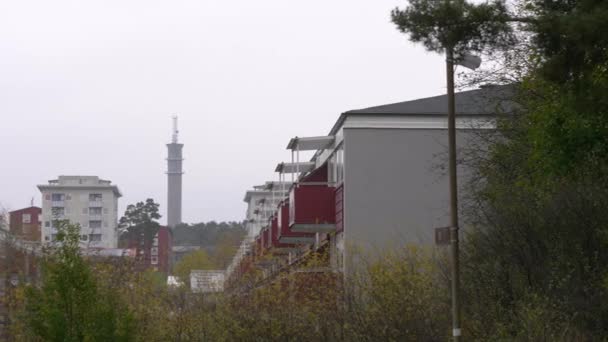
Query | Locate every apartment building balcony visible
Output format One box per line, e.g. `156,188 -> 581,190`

270,216 -> 298,254
50,214 -> 66,220
88,221 -> 103,230
276,200 -> 315,245
274,161 -> 315,175
51,201 -> 65,207
254,228 -> 275,267
88,201 -> 103,208
286,135 -> 334,152
288,184 -> 336,233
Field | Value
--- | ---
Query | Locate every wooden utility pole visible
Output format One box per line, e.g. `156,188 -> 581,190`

446,46 -> 462,341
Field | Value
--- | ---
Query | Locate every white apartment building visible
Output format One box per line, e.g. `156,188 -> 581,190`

243,182 -> 291,238
37,175 -> 122,248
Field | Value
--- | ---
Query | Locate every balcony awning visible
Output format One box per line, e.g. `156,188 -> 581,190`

275,162 -> 315,174
286,136 -> 334,151
243,190 -> 273,203
264,181 -> 293,191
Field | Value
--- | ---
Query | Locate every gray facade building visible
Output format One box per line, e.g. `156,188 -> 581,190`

239,85 -> 516,275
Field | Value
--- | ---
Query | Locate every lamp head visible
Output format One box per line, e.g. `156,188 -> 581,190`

456,53 -> 482,70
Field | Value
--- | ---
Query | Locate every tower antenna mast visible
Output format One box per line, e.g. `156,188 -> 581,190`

172,115 -> 179,143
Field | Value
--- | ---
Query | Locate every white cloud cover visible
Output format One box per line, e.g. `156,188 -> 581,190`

0,0 -> 445,223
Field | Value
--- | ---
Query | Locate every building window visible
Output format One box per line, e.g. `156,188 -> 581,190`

89,220 -> 102,229
89,207 -> 102,215
89,234 -> 102,242
45,194 -> 51,201
151,256 -> 159,265
51,193 -> 65,201
103,221 -> 108,228
89,193 -> 102,202
44,221 -> 50,227
66,194 -> 72,200
81,235 -> 88,241
328,144 -> 344,185
22,214 -> 31,224
45,236 -> 50,241
82,221 -> 88,228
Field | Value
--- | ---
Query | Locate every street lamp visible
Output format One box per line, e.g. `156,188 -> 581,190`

445,48 -> 481,341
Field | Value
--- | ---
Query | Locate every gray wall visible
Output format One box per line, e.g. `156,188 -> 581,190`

343,128 -> 474,253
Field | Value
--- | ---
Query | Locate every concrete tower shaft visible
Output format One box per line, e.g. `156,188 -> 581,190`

167,116 -> 184,228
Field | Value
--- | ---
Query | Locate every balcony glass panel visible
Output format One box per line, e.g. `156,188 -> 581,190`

289,185 -> 336,233
276,200 -> 315,244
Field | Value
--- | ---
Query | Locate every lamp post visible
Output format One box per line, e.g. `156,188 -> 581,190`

446,48 -> 481,342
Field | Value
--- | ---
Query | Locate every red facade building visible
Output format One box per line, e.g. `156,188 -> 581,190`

9,206 -> 42,242
128,225 -> 173,274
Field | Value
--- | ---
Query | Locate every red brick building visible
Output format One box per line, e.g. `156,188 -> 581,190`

1,207 -> 42,285
128,226 -> 173,274
9,207 -> 42,242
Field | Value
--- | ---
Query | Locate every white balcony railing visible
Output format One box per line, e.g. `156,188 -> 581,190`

51,201 -> 65,207
89,201 -> 103,208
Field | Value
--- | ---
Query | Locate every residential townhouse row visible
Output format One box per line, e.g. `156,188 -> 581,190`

226,84 -> 516,288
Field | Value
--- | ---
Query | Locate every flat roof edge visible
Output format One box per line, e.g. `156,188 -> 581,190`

37,185 -> 122,197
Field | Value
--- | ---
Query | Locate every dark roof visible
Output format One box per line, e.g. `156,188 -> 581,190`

330,84 -> 518,134
347,84 -> 516,115
9,206 -> 41,214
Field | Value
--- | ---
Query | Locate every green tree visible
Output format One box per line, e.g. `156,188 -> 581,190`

392,0 -> 608,339
119,199 -> 161,262
210,235 -> 242,269
172,220 -> 246,246
23,219 -> 135,341
173,250 -> 214,288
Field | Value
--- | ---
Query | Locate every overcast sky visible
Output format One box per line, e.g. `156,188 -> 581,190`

0,0 -> 448,224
